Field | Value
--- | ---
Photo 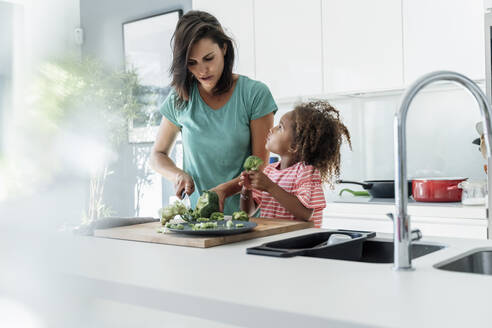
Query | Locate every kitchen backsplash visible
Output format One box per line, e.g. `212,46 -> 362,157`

274,83 -> 486,201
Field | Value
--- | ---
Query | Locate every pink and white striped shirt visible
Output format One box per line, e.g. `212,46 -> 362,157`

252,161 -> 326,228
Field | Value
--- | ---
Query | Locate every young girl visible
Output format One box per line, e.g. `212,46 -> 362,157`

239,100 -> 351,228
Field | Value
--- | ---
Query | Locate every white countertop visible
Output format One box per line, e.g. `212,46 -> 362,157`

21,226 -> 491,328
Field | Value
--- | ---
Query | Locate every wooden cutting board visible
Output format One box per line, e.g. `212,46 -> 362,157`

94,218 -> 313,248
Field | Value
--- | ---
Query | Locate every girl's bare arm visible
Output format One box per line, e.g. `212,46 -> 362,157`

268,184 -> 313,221
248,170 -> 313,221
239,188 -> 257,216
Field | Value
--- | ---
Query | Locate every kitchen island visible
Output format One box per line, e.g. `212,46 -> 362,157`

42,227 -> 492,328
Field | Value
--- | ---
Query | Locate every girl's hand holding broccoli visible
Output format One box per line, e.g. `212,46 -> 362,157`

239,171 -> 252,190
245,170 -> 275,193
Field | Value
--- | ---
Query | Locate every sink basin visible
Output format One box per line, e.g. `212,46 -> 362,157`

435,248 -> 492,275
311,238 -> 445,263
247,231 -> 444,263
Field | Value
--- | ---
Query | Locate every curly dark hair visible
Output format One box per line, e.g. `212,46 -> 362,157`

290,100 -> 352,185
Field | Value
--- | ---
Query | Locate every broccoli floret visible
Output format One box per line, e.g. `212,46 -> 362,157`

226,220 -> 233,229
159,200 -> 188,225
243,155 -> 264,171
195,190 -> 220,218
202,222 -> 217,229
236,223 -> 244,228
173,201 -> 188,215
159,198 -> 199,224
159,207 -> 174,225
178,208 -> 196,222
232,210 -> 249,221
196,217 -> 210,222
188,208 -> 199,220
210,212 -> 224,221
192,222 -> 218,230
167,223 -> 185,230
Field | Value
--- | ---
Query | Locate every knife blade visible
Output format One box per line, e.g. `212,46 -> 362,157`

181,190 -> 191,208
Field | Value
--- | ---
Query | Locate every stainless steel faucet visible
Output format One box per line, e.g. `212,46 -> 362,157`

392,71 -> 492,270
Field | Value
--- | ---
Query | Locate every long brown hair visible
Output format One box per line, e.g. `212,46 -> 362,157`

170,10 -> 235,108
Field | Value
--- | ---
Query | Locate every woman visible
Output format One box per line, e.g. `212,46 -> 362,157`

151,10 -> 276,214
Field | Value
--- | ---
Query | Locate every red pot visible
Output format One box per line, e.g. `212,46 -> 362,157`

412,177 -> 467,202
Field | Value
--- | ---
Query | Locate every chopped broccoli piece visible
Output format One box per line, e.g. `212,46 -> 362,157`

189,208 -> 199,220
210,212 -> 224,221
159,207 -> 174,225
226,220 -> 233,229
232,210 -> 249,221
196,217 -> 210,222
192,222 -> 218,230
195,190 -> 220,218
167,223 -> 184,230
236,223 -> 244,228
159,200 -> 189,225
243,155 -> 264,171
179,208 -> 196,222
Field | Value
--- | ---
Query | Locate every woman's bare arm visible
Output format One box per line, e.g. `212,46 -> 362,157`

150,117 -> 194,197
250,112 -> 274,170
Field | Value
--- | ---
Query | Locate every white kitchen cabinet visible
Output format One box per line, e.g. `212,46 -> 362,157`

192,0 -> 255,78
254,0 -> 323,100
324,215 -> 487,239
402,0 -> 485,85
323,202 -> 488,239
322,0 -> 403,93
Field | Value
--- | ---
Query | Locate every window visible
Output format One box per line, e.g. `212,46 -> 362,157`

123,9 -> 183,214
123,9 -> 182,143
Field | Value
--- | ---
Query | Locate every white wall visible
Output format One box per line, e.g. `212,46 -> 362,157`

21,0 -> 81,64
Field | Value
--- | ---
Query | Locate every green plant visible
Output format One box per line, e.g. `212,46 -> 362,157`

33,56 -> 146,222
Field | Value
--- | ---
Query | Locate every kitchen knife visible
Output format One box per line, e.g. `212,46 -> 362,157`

181,190 -> 191,208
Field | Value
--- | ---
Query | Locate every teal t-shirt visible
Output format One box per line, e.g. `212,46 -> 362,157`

159,75 -> 277,214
